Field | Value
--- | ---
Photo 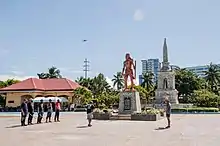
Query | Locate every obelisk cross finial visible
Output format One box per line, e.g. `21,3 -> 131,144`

161,38 -> 170,71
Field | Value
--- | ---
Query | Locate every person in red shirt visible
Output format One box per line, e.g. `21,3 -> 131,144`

54,99 -> 61,122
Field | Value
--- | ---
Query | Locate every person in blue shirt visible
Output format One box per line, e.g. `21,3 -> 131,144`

20,99 -> 28,126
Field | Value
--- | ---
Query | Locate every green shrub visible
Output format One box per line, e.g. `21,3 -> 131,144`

188,89 -> 220,107
172,107 -> 219,113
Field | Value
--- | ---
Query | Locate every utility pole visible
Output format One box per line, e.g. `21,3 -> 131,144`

83,58 -> 90,78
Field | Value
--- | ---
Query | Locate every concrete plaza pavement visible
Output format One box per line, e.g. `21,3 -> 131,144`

1,112 -> 220,146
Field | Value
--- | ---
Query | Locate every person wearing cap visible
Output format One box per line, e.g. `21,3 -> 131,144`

164,97 -> 171,128
46,99 -> 53,123
54,99 -> 61,122
86,101 -> 94,127
37,99 -> 44,124
20,98 -> 28,126
27,98 -> 34,125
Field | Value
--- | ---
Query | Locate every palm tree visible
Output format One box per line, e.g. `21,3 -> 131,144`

204,63 -> 220,92
0,79 -> 20,88
76,74 -> 111,97
75,77 -> 93,89
37,66 -> 62,79
141,72 -> 154,91
37,73 -> 49,79
112,72 -> 124,90
48,66 -> 62,78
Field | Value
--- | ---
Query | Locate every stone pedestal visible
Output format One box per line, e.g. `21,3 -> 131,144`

155,89 -> 179,104
118,91 -> 141,114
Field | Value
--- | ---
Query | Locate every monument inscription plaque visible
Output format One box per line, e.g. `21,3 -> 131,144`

124,97 -> 131,110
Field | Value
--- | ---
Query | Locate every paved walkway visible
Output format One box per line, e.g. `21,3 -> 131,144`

1,113 -> 220,146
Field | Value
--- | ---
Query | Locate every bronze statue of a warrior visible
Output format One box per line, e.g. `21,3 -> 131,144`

122,53 -> 136,91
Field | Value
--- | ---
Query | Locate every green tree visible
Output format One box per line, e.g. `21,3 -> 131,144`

37,66 -> 62,79
0,79 -> 20,88
112,72 -> 124,90
75,77 -> 93,90
188,89 -> 220,107
175,69 -> 204,102
75,74 -> 111,98
0,79 -> 20,107
73,87 -> 93,104
141,72 -> 154,91
204,63 -> 220,92
133,85 -> 151,103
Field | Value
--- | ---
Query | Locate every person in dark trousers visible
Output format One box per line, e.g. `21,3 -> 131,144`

54,99 -> 61,122
86,101 -> 94,127
20,99 -> 28,126
37,99 -> 44,124
46,99 -> 53,123
27,98 -> 34,125
164,98 -> 171,128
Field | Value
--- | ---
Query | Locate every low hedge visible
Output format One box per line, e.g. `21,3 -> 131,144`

172,107 -> 219,113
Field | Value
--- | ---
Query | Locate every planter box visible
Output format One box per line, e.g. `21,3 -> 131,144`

131,114 -> 160,121
93,112 -> 110,120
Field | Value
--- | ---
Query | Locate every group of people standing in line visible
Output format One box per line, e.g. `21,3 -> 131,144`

20,98 -> 61,126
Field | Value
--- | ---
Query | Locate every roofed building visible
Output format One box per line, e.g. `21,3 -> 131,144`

0,78 -> 81,107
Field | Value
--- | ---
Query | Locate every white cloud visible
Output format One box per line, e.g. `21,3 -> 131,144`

10,71 -> 24,75
106,77 -> 114,88
0,75 -> 34,81
133,9 -> 144,21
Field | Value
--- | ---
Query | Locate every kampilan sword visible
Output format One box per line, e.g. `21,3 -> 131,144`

134,60 -> 136,79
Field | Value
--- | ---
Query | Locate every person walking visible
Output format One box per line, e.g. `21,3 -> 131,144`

27,98 -> 34,125
164,98 -> 171,128
86,101 -> 94,127
46,99 -> 53,123
37,99 -> 44,124
54,99 -> 61,122
20,99 -> 28,126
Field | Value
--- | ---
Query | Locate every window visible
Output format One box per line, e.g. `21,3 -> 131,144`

8,100 -> 14,103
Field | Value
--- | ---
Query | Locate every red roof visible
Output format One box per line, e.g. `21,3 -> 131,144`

0,78 -> 81,91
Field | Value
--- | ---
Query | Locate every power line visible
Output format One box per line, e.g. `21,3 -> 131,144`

83,58 -> 90,78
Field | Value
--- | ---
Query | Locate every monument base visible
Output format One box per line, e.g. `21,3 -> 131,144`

118,91 -> 141,114
155,89 -> 179,104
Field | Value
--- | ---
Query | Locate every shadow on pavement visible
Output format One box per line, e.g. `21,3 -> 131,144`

6,123 -> 37,128
76,125 -> 89,128
154,127 -> 170,130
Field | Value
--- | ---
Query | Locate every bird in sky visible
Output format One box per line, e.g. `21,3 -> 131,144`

82,40 -> 87,42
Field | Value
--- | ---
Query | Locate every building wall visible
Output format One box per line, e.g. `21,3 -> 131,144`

140,59 -> 161,84
185,64 -> 220,77
5,91 -> 74,107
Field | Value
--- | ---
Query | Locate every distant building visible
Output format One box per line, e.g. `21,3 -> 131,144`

185,64 -> 220,77
139,59 -> 161,84
170,65 -> 180,71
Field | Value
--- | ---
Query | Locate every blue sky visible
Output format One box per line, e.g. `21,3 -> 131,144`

0,0 -> 220,83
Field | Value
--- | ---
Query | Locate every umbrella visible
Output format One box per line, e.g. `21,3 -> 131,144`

44,97 -> 68,103
33,97 -> 46,102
